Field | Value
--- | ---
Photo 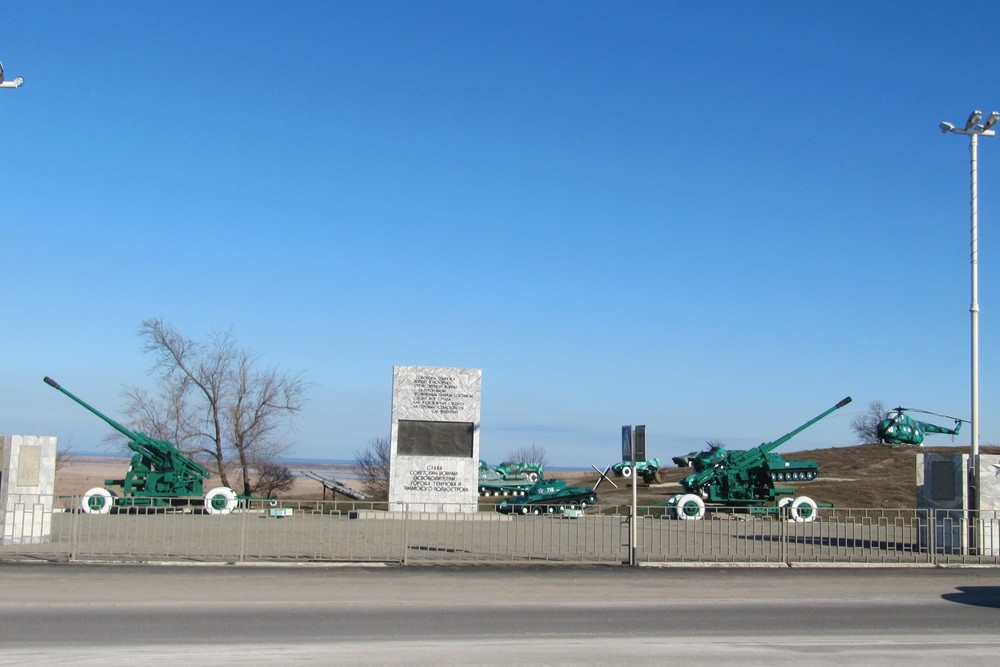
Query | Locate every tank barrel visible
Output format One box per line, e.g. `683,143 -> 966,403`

43,376 -> 141,441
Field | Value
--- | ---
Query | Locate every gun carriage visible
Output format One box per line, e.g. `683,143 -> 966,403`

666,396 -> 852,522
44,376 -> 238,515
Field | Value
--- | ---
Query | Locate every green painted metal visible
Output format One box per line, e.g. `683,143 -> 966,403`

610,458 -> 663,483
877,407 -> 963,446
44,376 -> 210,507
672,396 -> 851,508
495,479 -> 598,515
674,450 -> 819,483
478,459 -> 543,497
765,454 -> 820,482
491,460 -> 544,481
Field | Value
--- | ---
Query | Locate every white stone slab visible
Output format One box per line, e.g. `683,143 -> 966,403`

388,366 -> 481,512
1,435 -> 57,545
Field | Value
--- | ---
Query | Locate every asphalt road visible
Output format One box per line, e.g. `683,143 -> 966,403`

1,563 -> 998,665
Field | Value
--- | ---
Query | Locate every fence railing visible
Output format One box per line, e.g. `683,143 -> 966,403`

1,495 -> 998,566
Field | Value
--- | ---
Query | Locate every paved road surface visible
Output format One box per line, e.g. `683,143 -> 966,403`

1,563 -> 998,665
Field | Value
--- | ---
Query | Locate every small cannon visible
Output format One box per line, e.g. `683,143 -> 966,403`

44,376 -> 238,514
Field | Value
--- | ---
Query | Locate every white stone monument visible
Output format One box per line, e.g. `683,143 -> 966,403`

388,366 -> 481,513
916,452 -> 1000,556
1,435 -> 57,545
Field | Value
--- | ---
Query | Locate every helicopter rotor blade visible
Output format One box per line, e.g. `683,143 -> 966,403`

897,407 -> 968,423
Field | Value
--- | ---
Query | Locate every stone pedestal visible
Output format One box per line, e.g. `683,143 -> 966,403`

1,435 -> 57,545
916,453 -> 1000,556
388,366 -> 481,513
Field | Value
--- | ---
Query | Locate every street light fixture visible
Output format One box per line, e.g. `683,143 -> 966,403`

940,108 -> 998,515
0,61 -> 24,89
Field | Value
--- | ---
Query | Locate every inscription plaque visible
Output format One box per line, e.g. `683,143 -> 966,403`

16,445 -> 41,487
930,460 -> 956,501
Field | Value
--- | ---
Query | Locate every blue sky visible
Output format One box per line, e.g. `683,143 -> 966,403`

3,3 -> 997,466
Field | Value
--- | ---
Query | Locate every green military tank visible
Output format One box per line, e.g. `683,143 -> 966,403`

673,447 -> 819,483
495,479 -> 597,515
478,460 -> 537,497
765,453 -> 819,481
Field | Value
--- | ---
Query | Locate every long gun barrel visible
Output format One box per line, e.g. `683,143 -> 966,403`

43,376 -> 210,481
728,396 -> 852,469
683,396 -> 852,493
44,376 -> 141,441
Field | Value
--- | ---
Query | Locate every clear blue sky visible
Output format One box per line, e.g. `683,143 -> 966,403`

3,3 -> 997,466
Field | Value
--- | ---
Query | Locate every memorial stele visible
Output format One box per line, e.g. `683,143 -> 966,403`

1,435 -> 57,545
388,366 -> 482,512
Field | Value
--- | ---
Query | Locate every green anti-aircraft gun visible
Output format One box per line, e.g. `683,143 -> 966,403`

665,396 -> 852,522
876,407 -> 965,446
44,376 -> 239,515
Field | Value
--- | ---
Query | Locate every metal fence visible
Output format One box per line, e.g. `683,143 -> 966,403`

1,495 -> 998,566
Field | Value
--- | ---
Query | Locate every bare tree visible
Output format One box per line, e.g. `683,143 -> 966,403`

504,444 -> 548,467
851,400 -> 886,444
120,318 -> 307,495
250,461 -> 296,498
354,436 -> 391,500
55,445 -> 73,472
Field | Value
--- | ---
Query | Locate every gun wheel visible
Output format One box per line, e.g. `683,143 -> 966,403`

81,487 -> 115,514
621,465 -> 633,478
791,496 -> 818,523
204,486 -> 238,515
675,493 -> 705,520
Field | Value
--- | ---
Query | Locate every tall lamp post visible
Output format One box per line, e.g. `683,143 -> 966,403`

940,109 -> 1000,513
0,61 -> 24,89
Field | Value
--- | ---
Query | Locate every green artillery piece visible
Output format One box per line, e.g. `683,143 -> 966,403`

665,396 -> 852,522
673,448 -> 819,482
877,407 -> 965,446
44,376 -> 239,515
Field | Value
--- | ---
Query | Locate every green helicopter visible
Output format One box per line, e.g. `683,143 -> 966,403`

876,407 -> 966,446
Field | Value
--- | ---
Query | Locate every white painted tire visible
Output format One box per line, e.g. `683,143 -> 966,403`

675,493 -> 706,521
621,466 -> 633,478
81,487 -> 115,514
778,497 -> 793,509
204,486 -> 238,515
791,496 -> 818,523
527,472 -> 539,483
